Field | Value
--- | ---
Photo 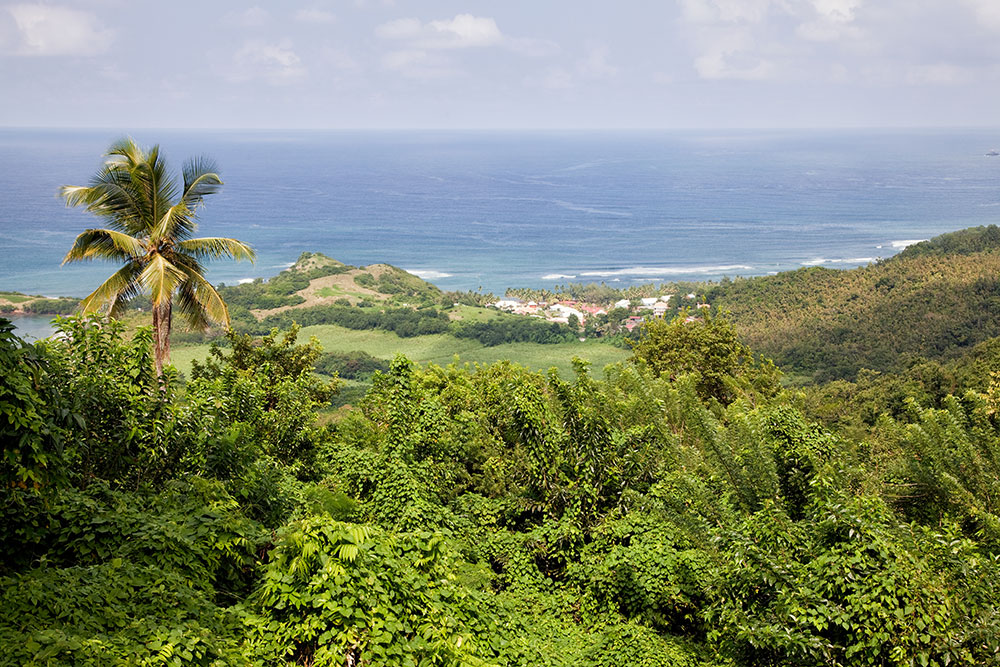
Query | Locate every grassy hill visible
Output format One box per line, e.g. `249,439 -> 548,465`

708,226 -> 1000,381
169,252 -> 626,388
218,252 -> 444,319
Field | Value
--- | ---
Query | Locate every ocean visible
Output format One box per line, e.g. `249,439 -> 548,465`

2,128 -> 1000,302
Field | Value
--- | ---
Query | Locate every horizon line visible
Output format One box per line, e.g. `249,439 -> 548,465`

2,124 -> 1000,133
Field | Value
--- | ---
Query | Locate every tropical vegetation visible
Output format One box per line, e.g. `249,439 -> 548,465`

5,284 -> 1000,664
61,138 -> 254,374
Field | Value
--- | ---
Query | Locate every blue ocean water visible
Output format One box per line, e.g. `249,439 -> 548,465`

1,128 -> 999,299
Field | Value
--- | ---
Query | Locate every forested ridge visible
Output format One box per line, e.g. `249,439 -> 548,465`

708,226 -> 1000,381
4,287 -> 1000,666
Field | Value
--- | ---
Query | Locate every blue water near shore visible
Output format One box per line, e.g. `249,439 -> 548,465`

2,128 -> 1000,303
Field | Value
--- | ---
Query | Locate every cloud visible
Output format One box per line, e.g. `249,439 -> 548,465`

677,0 -> 869,81
230,41 -> 305,85
963,0 -> 1000,31
375,13 -> 515,79
4,4 -> 113,56
796,0 -> 862,41
376,14 -> 503,49
295,9 -> 337,25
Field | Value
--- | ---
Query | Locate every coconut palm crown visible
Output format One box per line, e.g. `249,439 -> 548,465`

61,137 -> 255,375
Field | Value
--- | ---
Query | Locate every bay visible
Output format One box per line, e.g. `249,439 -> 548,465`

1,128 -> 999,300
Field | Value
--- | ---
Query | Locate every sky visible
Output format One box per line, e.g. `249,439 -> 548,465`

1,0 -> 999,129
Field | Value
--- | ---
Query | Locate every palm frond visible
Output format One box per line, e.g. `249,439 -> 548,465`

62,228 -> 144,265
105,136 -> 142,160
146,145 -> 179,226
151,202 -> 197,243
177,237 -> 256,263
77,261 -> 144,317
139,254 -> 185,306
175,272 -> 230,331
182,158 -> 223,206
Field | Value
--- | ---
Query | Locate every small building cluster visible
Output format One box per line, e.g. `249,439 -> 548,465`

490,292 -> 710,331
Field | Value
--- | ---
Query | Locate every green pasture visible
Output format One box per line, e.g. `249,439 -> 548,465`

170,324 -> 629,379
0,291 -> 34,304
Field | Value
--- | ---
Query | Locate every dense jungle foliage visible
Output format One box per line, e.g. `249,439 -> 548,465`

4,306 -> 1000,667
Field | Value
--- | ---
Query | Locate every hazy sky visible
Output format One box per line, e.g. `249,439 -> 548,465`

1,0 -> 999,129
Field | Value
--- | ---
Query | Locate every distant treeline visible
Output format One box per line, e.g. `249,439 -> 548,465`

452,317 -> 577,346
251,305 -> 451,338
236,304 -> 578,346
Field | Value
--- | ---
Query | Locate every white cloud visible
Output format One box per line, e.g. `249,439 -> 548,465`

963,0 -> 1000,31
796,0 -> 862,41
375,14 -> 512,79
295,9 -> 337,25
376,14 -> 503,49
677,0 -> 871,80
686,24 -> 777,80
427,14 -> 502,48
5,4 -> 112,56
811,0 -> 861,22
231,41 -> 305,85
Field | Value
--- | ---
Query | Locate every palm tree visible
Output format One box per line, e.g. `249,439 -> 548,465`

61,137 -> 255,376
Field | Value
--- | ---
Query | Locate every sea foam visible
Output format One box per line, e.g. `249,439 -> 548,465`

579,264 -> 753,277
801,257 -> 875,266
890,239 -> 927,249
405,269 -> 453,280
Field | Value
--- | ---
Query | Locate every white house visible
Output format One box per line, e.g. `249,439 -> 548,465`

492,298 -> 523,311
548,303 -> 586,322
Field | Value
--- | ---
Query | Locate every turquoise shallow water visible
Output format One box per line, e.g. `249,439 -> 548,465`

2,128 -> 1000,299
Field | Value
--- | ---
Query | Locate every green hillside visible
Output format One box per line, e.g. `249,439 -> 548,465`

708,226 -> 1000,381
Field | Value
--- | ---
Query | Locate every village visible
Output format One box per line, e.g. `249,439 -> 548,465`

489,292 -> 711,331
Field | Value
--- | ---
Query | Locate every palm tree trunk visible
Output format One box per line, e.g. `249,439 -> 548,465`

152,300 -> 172,376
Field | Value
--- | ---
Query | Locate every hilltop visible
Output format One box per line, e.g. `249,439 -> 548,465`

218,252 -> 444,319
